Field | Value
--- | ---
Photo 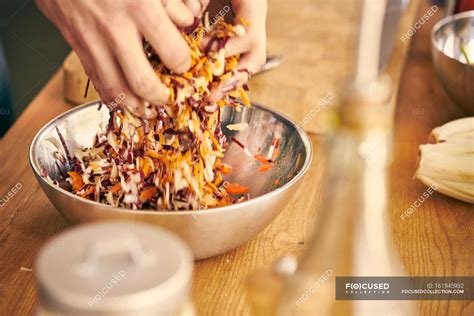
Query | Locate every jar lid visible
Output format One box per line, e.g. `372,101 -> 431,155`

35,221 -> 193,314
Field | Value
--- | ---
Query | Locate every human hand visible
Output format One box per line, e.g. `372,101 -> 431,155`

183,0 -> 211,17
207,0 -> 267,102
36,0 -> 198,118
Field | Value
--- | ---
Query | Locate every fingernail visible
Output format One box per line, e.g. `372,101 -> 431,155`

181,17 -> 200,34
185,0 -> 202,16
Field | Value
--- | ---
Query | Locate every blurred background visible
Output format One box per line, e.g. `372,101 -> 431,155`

0,0 -> 69,136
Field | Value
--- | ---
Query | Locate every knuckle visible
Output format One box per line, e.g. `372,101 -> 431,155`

166,52 -> 191,73
81,65 -> 98,83
130,75 -> 156,98
62,28 -> 79,48
127,1 -> 150,16
100,86 -> 120,103
126,101 -> 145,117
69,21 -> 88,44
97,20 -> 123,49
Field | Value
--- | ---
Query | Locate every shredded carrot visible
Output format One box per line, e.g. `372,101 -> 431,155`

139,187 -> 156,202
254,154 -> 271,165
225,57 -> 238,72
258,164 -> 273,172
218,163 -> 233,174
183,72 -> 193,79
110,183 -> 121,193
239,88 -> 250,107
137,127 -> 144,143
225,183 -> 249,195
239,17 -> 251,27
142,158 -> 153,177
146,150 -> 160,159
80,185 -> 95,198
67,171 -> 84,191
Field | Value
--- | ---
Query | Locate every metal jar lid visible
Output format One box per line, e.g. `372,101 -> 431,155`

35,221 -> 193,315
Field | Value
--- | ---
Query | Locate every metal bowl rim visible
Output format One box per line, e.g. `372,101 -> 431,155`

29,100 -> 313,216
431,10 -> 474,67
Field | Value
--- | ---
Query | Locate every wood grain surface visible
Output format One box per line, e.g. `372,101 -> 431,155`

250,0 -> 360,134
0,1 -> 472,315
390,3 -> 473,315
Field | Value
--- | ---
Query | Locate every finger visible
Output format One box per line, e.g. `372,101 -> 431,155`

74,47 -> 103,95
208,70 -> 249,102
44,6 -> 105,101
236,45 -> 266,74
199,36 -> 214,52
131,2 -> 191,74
35,0 -> 59,25
201,24 -> 247,55
183,0 -> 201,16
98,20 -> 170,105
138,101 -> 158,120
224,35 -> 250,57
208,46 -> 265,103
183,0 -> 210,17
163,0 -> 195,27
73,26 -> 145,117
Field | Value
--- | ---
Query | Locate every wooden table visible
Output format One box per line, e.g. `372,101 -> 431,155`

0,1 -> 472,315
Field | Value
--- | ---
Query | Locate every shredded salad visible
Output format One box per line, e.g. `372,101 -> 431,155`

57,21 -> 255,211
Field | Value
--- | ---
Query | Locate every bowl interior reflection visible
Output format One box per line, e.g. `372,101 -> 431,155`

433,11 -> 474,64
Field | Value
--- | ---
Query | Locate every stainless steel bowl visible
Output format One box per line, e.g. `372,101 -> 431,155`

431,11 -> 474,114
29,101 -> 312,260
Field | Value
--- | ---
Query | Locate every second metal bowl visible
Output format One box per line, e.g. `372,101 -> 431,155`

29,101 -> 312,260
432,11 -> 474,114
